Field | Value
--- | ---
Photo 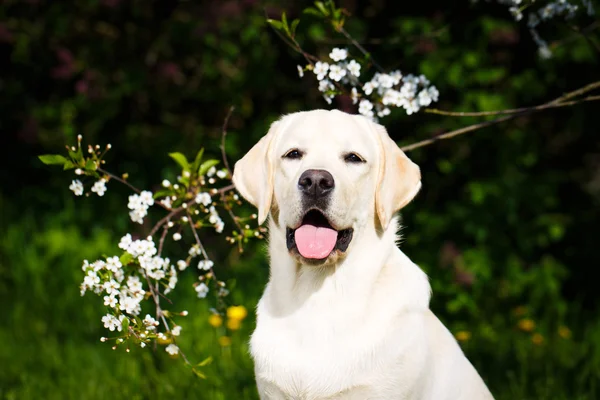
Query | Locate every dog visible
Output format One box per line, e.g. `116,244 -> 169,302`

232,109 -> 494,399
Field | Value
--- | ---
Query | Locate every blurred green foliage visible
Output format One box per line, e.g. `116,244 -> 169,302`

1,0 -> 600,399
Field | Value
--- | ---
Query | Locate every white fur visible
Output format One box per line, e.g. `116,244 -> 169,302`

233,110 -> 494,400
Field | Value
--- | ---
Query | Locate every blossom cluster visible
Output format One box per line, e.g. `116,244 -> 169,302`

69,177 -> 107,196
299,48 -> 439,121
81,234 -> 187,353
128,191 -> 154,224
498,0 -> 595,59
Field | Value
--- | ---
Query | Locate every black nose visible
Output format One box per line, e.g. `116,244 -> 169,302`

298,169 -> 335,199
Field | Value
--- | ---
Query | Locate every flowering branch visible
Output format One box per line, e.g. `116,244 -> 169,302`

38,110 -> 257,377
269,1 -> 597,151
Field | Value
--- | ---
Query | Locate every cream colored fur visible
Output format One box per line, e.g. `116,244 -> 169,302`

233,109 -> 494,400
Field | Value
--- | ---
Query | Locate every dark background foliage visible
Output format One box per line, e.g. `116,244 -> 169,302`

1,0 -> 599,399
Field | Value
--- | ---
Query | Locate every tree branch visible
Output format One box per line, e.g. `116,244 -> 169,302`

402,82 -> 600,152
220,106 -> 235,176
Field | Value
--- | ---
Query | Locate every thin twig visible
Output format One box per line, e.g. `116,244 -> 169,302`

425,95 -> 600,117
186,210 -> 210,261
401,114 -> 516,152
158,223 -> 169,255
221,192 -> 245,237
338,27 -> 385,72
186,210 -> 218,281
402,82 -> 600,152
98,168 -> 141,194
549,81 -> 600,104
220,106 -> 235,176
148,184 -> 234,237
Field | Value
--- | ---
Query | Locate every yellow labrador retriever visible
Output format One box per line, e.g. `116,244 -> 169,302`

233,109 -> 494,400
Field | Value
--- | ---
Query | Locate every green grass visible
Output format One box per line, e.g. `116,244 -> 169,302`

1,199 -> 599,399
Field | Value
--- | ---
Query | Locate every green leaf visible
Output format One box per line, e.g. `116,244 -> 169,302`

85,159 -> 97,171
199,159 -> 219,176
196,356 -> 213,367
152,189 -> 172,199
119,252 -> 134,265
290,19 -> 300,36
191,368 -> 207,379
38,154 -> 68,166
68,149 -> 83,164
169,152 -> 190,171
302,7 -> 322,17
314,1 -> 329,16
191,148 -> 205,177
281,12 -> 290,36
63,161 -> 76,170
266,19 -> 283,30
121,317 -> 130,332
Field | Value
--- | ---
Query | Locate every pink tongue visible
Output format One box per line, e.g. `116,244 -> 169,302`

294,224 -> 338,259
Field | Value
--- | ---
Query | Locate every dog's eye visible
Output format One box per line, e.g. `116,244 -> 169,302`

283,149 -> 303,160
344,152 -> 365,164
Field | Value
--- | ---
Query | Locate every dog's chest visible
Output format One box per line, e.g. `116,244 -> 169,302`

251,303 -> 424,399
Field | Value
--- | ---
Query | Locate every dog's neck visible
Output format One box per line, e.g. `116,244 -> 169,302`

263,216 -> 431,319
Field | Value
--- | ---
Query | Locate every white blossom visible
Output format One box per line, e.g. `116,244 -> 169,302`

105,256 -> 122,273
318,79 -> 334,93
165,344 -> 179,355
119,234 -> 133,250
139,191 -> 154,206
101,314 -> 122,331
143,314 -> 159,330
216,169 -> 227,179
313,61 -> 329,81
328,64 -> 346,82
91,179 -> 107,196
177,260 -> 187,271
297,65 -> 304,77
195,282 -> 209,298
172,325 -> 182,336
206,166 -> 217,177
69,180 -> 84,196
351,87 -> 359,104
189,245 -> 201,257
173,232 -> 182,241
346,59 -> 361,77
329,48 -> 348,62
358,99 -> 374,118
418,89 -> 433,107
198,259 -> 214,271
119,295 -> 142,315
127,191 -> 153,224
160,197 -> 172,208
195,192 -> 212,206
103,295 -> 118,308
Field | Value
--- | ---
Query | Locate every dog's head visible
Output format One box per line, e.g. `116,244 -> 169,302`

233,109 -> 421,265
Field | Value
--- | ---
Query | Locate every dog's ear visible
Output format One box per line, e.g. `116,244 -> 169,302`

372,122 -> 421,230
232,121 -> 280,224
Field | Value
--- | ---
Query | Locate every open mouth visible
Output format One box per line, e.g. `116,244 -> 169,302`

286,209 -> 353,260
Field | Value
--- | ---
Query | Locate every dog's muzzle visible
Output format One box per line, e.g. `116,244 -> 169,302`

286,209 -> 353,261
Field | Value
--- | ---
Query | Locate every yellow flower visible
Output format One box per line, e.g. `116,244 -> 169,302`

227,318 -> 242,331
455,331 -> 471,342
517,318 -> 535,332
532,333 -> 544,345
558,326 -> 572,339
218,336 -> 232,347
227,305 -> 248,321
208,314 -> 223,328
